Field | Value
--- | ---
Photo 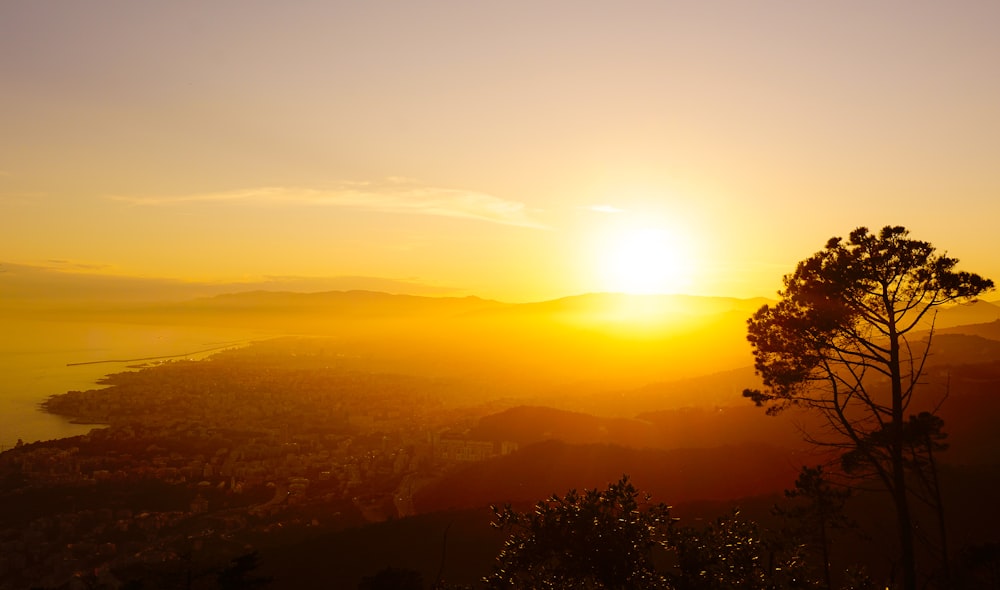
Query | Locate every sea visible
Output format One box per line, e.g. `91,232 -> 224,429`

0,318 -> 269,450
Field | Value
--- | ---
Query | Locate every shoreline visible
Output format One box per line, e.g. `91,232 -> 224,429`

1,320 -> 272,450
65,342 -> 249,367
67,420 -> 110,426
44,343 -> 257,428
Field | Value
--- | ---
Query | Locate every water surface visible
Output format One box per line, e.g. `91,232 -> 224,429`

0,318 -> 266,449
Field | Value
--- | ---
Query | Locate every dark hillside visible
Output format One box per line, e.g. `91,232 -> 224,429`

922,333 -> 1000,366
933,300 -> 1000,328
468,406 -> 661,448
937,319 -> 1000,341
256,507 -> 500,590
413,440 -> 804,513
250,462 -> 1000,590
469,404 -> 813,451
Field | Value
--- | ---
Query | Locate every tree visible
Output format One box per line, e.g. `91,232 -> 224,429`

216,551 -> 271,590
485,475 -> 674,589
773,465 -> 853,590
673,509 -> 812,590
487,477 -> 820,590
743,226 -> 993,590
358,566 -> 424,590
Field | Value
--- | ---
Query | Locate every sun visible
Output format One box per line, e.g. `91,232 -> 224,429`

597,227 -> 694,294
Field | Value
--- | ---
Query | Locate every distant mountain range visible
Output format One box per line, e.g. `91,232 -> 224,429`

170,290 -> 772,328
4,261 -> 997,329
179,289 -> 505,318
0,262 -> 461,304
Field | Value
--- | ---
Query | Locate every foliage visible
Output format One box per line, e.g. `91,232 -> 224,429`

485,475 -> 673,589
744,226 -> 992,416
773,466 -> 854,590
358,566 -> 424,590
217,551 -> 271,590
779,466 -> 851,528
487,476 -> 828,590
742,225 -> 993,590
672,510 -> 768,590
837,566 -> 878,590
673,509 -> 814,590
956,542 -> 1000,589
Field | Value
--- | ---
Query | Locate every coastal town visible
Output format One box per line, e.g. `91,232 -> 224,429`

0,338 -> 518,589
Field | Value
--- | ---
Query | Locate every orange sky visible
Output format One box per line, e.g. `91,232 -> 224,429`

2,2 -> 998,302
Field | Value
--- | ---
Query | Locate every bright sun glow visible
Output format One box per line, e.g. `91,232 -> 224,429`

597,227 -> 695,295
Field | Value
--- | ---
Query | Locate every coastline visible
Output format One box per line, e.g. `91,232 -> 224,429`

39,342 -> 259,431
0,316 -> 268,449
65,342 -> 250,367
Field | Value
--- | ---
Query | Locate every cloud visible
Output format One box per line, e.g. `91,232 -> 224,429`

44,259 -> 113,272
109,180 -> 547,229
589,205 -> 625,214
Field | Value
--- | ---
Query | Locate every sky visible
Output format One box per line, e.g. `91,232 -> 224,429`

2,1 -> 999,302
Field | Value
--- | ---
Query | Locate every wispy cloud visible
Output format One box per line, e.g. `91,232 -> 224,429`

44,259 -> 112,272
589,204 -> 625,214
109,180 -> 547,229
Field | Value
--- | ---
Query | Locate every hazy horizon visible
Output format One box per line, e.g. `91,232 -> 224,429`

4,260 -> 999,309
1,260 -> 791,306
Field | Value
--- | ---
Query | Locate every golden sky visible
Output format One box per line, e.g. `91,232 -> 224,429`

2,1 -> 998,302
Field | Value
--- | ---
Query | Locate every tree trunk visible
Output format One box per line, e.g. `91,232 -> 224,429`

926,432 -> 951,587
819,518 -> 832,590
889,327 -> 917,590
892,448 -> 916,590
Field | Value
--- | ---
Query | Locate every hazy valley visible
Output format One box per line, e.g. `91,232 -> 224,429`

3,289 -> 1000,588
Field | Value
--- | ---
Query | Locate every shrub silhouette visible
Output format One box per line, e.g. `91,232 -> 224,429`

486,475 -> 673,589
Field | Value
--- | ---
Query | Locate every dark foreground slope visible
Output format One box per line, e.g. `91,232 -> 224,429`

414,440 -> 803,513
250,464 -> 1000,590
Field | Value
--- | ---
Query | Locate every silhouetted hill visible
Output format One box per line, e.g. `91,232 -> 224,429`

248,461 -> 1000,590
468,406 -> 661,448
468,345 -> 1000,461
414,440 -> 803,513
0,263 -> 460,307
636,405 -> 813,449
937,319 -> 1000,342
923,333 -> 1000,367
181,289 -> 504,317
933,299 -> 1000,328
919,356 -> 1000,465
601,365 -> 761,414
256,507 -> 500,590
626,322 -> 1000,408
468,404 -> 812,452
